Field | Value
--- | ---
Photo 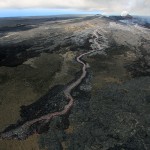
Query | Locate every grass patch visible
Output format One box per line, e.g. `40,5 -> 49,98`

85,45 -> 131,92
0,73 -> 9,84
0,51 -> 80,138
0,135 -> 40,150
0,53 -> 63,130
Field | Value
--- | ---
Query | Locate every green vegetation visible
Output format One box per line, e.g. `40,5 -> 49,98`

85,45 -> 131,92
0,53 -> 80,130
0,73 -> 9,84
0,52 -> 81,150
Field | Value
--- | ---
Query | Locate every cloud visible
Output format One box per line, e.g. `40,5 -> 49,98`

0,0 -> 149,15
121,11 -> 129,16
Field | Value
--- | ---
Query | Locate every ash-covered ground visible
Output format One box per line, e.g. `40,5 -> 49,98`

0,15 -> 150,150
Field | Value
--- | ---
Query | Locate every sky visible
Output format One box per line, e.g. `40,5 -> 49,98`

0,0 -> 149,17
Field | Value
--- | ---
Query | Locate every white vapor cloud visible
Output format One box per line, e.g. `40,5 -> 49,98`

0,0 -> 149,16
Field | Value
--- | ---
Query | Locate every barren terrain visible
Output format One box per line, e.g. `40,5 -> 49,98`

0,15 -> 150,150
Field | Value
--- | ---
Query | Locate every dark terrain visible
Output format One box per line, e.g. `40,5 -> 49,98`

0,15 -> 150,150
